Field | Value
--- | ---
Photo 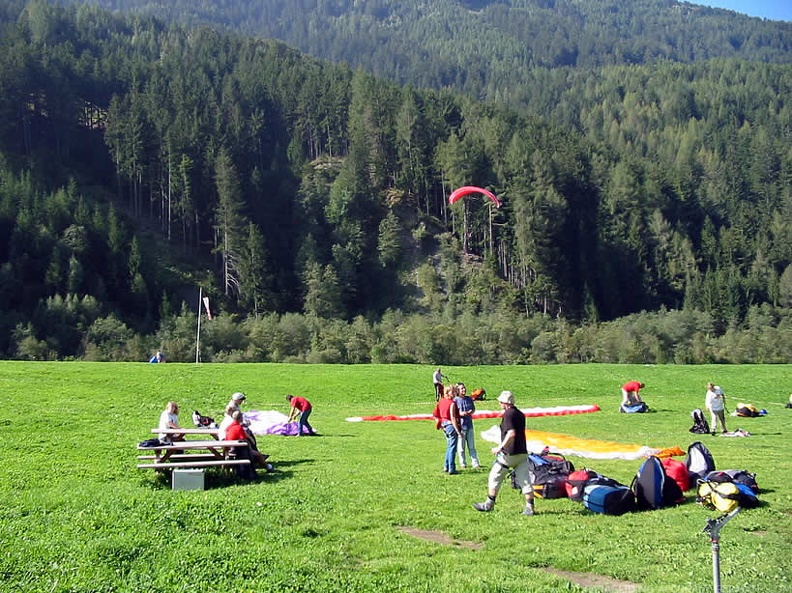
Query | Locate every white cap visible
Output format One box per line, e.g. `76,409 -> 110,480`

231,392 -> 246,402
497,390 -> 515,405
714,386 -> 723,395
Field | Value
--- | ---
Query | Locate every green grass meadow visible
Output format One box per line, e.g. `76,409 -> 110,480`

1,362 -> 790,593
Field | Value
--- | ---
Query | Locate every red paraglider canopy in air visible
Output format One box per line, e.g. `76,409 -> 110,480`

448,185 -> 501,208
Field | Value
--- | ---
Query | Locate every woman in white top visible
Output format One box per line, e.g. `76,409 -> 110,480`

158,401 -> 184,444
705,383 -> 728,435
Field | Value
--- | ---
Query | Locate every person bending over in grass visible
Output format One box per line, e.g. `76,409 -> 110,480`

620,380 -> 645,408
473,390 -> 536,516
158,401 -> 184,444
287,394 -> 318,436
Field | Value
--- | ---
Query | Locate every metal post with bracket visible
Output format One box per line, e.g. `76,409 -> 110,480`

702,507 -> 741,593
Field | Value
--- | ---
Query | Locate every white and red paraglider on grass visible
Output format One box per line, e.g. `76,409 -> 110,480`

448,186 -> 501,208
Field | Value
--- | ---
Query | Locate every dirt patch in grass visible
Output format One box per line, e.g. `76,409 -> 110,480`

542,568 -> 640,592
400,528 -> 639,591
398,527 -> 483,550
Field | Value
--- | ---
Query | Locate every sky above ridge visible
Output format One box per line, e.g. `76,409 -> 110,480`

695,1 -> 791,22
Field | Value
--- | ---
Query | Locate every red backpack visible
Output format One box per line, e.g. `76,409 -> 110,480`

565,469 -> 602,501
661,457 -> 691,492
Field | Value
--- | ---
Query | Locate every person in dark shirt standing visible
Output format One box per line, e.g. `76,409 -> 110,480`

432,368 -> 447,402
473,390 -> 536,516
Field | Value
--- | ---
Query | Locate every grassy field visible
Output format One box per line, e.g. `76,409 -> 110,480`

1,361 -> 790,593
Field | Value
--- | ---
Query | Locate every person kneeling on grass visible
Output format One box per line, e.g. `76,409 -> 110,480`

473,390 -> 536,516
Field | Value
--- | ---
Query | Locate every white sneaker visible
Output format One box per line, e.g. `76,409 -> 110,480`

472,461 -> 481,469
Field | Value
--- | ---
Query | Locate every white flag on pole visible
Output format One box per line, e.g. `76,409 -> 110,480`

202,296 -> 213,320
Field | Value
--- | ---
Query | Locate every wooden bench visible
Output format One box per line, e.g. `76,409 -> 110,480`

138,453 -> 220,461
137,459 -> 252,470
137,439 -> 250,472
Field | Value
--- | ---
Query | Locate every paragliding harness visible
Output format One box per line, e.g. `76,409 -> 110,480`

631,455 -> 684,510
513,449 -> 574,499
734,403 -> 761,417
620,402 -> 649,413
690,408 -> 710,434
582,477 -> 637,516
698,470 -> 760,592
685,441 -> 716,489
470,388 -> 486,401
192,410 -> 218,429
698,471 -> 759,511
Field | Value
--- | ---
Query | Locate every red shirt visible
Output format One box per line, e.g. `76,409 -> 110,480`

433,398 -> 456,422
622,380 -> 642,392
225,421 -> 247,441
290,396 -> 311,412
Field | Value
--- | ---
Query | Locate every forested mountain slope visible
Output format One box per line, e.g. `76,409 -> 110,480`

0,1 -> 790,362
59,0 -> 792,113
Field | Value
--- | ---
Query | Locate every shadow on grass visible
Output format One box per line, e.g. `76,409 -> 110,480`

272,458 -> 316,468
137,458 -> 316,489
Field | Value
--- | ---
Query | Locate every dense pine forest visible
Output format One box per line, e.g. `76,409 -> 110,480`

0,0 -> 791,363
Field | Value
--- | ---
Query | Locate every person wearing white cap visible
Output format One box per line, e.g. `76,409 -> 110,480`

705,382 -> 728,435
218,392 -> 249,439
473,390 -> 536,516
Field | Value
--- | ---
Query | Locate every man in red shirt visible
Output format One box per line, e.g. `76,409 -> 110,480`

621,380 -> 645,407
286,394 -> 318,436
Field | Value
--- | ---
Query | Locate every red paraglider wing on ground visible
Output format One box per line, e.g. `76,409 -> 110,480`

448,186 -> 501,208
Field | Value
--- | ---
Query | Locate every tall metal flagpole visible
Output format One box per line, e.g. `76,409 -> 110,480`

195,287 -> 202,364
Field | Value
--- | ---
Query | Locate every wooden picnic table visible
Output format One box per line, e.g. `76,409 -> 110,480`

151,427 -> 220,438
137,428 -> 249,471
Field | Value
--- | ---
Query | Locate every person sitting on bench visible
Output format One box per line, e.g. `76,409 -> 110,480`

158,401 -> 185,444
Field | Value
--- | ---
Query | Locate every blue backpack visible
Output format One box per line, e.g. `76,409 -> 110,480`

632,456 -> 685,510
583,476 -> 636,515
